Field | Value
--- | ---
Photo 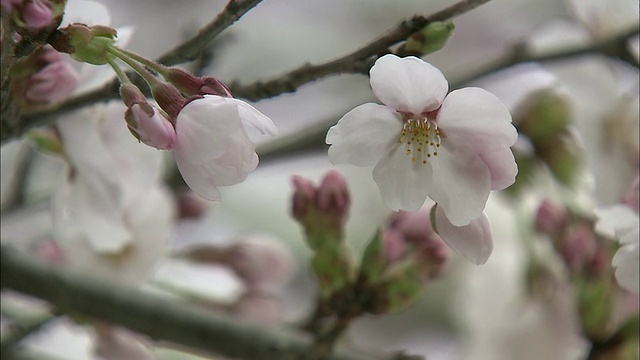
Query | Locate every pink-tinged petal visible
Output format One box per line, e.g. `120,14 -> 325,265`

437,87 -> 517,154
434,206 -> 493,265
370,54 -> 448,114
327,103 -> 401,166
175,96 -> 242,163
479,148 -> 518,190
372,144 -> 432,211
234,99 -> 278,135
428,144 -> 491,226
201,129 -> 259,185
174,153 -> 223,201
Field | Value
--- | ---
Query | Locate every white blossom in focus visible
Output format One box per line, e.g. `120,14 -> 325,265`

326,54 -> 518,227
173,95 -> 277,201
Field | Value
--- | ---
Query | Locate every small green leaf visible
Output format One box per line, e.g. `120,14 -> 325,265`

311,245 -> 353,298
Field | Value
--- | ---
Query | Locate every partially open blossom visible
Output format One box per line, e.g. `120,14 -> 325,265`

24,61 -> 79,103
173,95 -> 276,201
10,45 -> 80,105
326,54 -> 517,226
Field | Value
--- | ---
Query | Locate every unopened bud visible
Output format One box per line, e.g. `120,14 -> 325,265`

24,61 -> 78,103
317,169 -> 350,223
26,127 -> 64,155
535,199 -> 569,236
119,83 -> 147,108
21,0 -> 53,30
515,88 -> 573,145
176,191 -> 210,219
125,102 -> 176,150
560,222 -> 597,274
225,235 -> 294,290
291,175 -> 316,221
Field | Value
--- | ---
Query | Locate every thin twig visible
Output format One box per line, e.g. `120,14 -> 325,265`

157,0 -> 265,66
230,0 -> 494,100
0,247 -> 386,360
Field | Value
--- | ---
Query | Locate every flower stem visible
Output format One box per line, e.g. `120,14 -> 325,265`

106,47 -> 159,87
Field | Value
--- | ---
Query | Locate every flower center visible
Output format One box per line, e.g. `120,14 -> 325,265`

398,115 -> 441,165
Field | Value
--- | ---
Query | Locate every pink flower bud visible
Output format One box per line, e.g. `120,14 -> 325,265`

200,77 -> 233,97
119,83 -> 147,108
560,222 -> 597,274
535,199 -> 569,236
317,170 -> 350,222
24,61 -> 79,104
382,228 -> 407,264
225,235 -> 294,289
125,103 -> 176,150
21,0 -> 53,30
291,175 -> 317,221
176,191 -> 210,219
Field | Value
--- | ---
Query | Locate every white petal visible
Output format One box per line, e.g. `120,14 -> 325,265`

370,54 -> 448,114
479,148 -> 518,190
234,99 -> 278,136
174,154 -> 223,201
372,144 -> 432,211
437,87 -> 517,154
428,145 -> 491,226
612,243 -> 639,293
594,205 -> 638,239
435,206 -> 493,265
175,96 -> 242,164
327,103 -> 401,166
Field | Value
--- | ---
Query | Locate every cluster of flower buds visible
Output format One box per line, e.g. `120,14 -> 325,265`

534,199 -> 609,277
177,235 -> 294,325
2,0 -> 65,36
9,45 -> 79,106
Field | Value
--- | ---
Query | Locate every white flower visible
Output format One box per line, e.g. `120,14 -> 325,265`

53,101 -> 175,283
433,205 -> 493,265
594,204 -> 639,293
173,95 -> 277,201
326,54 -> 518,226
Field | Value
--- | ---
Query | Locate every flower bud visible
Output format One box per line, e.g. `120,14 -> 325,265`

176,191 -> 210,219
231,291 -> 282,325
311,244 -> 353,298
1,0 -> 21,12
225,235 -> 294,290
290,171 -> 351,251
535,199 -> 569,236
316,169 -> 350,224
560,222 -> 597,274
21,0 -> 53,30
125,102 -> 176,150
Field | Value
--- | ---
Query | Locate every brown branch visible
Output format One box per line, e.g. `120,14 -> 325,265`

0,246 -> 385,360
156,0 -> 265,66
230,0 -> 493,100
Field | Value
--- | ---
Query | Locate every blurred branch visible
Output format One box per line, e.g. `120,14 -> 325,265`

229,0 -> 493,100
156,0 -> 265,66
0,247 -> 384,360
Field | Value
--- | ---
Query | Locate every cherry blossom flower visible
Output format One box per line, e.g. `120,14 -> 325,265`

326,54 -> 517,226
173,95 -> 277,201
595,203 -> 639,293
